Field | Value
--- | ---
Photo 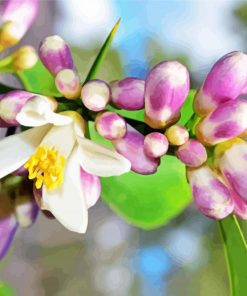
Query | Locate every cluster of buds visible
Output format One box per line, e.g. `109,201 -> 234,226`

2,19 -> 247,253
79,61 -> 192,174
187,51 -> 247,220
39,35 -> 81,99
0,0 -> 39,71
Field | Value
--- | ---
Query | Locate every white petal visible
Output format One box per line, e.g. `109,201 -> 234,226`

0,125 -> 50,179
41,123 -> 76,158
77,137 -> 131,177
80,168 -> 101,209
42,146 -> 88,233
44,110 -> 72,126
16,96 -> 72,127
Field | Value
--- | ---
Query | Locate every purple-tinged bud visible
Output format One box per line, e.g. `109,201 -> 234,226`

196,99 -> 247,146
112,125 -> 160,174
176,139 -> 207,167
14,181 -> 39,228
194,52 -> 247,116
231,190 -> 247,220
81,80 -> 110,111
165,124 -> 189,146
80,168 -> 101,209
144,132 -> 168,158
39,35 -> 74,76
0,194 -> 18,260
0,0 -> 38,52
187,166 -> 234,219
95,111 -> 126,140
0,215 -> 18,260
0,90 -> 34,126
55,69 -> 81,99
215,138 -> 247,204
110,78 -> 145,110
145,61 -> 190,129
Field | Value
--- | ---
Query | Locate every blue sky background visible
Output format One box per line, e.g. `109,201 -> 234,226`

56,0 -> 244,78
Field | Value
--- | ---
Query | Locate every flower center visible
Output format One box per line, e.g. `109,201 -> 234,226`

24,146 -> 66,190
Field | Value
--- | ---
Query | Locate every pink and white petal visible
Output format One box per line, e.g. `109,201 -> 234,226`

80,168 -> 101,208
76,137 -> 131,177
42,147 -> 88,233
0,125 -> 50,179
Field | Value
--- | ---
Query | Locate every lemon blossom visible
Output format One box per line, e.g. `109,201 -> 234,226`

0,111 -> 131,233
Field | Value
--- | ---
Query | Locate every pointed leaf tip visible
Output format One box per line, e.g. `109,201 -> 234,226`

84,19 -> 121,82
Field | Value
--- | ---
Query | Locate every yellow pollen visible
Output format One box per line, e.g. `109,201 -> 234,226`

24,146 -> 66,190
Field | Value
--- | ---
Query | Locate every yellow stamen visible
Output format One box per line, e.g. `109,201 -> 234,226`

24,146 -> 66,190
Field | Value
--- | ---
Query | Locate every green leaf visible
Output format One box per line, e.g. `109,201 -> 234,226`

84,18 -> 121,83
178,89 -> 196,125
107,105 -> 145,122
218,216 -> 247,296
16,60 -> 62,97
0,282 -> 14,296
89,122 -> 192,229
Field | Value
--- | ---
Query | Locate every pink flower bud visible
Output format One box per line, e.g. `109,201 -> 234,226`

194,52 -> 247,116
187,166 -> 234,219
39,35 -> 74,76
110,78 -> 145,110
0,194 -> 18,260
144,132 -> 168,158
145,61 -> 190,129
0,0 -> 38,51
176,139 -> 207,167
55,69 -> 81,99
196,99 -> 247,146
165,124 -> 189,146
81,80 -> 110,111
95,111 -> 126,140
112,125 -> 160,174
0,90 -> 34,126
232,190 -> 247,220
215,139 -> 247,204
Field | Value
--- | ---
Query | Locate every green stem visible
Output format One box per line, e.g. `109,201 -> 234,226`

217,215 -> 247,296
0,55 -> 13,70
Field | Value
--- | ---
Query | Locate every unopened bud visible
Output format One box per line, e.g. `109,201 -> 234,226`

145,61 -> 190,129
0,0 -> 38,52
196,99 -> 247,146
95,111 -> 126,140
165,124 -> 189,146
215,138 -> 247,204
55,69 -> 81,99
194,51 -> 247,116
144,132 -> 168,158
12,46 -> 38,70
176,139 -> 207,167
111,78 -> 145,110
39,35 -> 74,76
81,80 -> 110,111
112,125 -> 160,174
187,165 -> 234,219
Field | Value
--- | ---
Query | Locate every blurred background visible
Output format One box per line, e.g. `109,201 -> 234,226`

1,0 -> 247,295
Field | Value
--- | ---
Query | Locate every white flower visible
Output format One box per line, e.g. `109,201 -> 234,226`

0,111 -> 131,233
